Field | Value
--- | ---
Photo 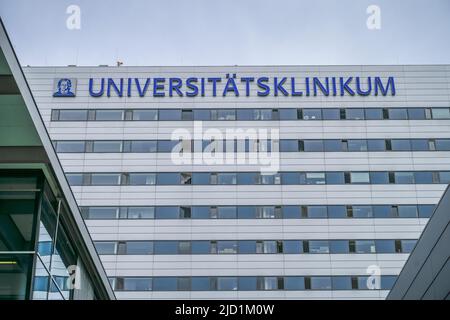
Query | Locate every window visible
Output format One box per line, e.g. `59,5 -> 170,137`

435,139 -> 450,151
375,240 -> 396,253
159,109 -> 181,120
431,108 -> 450,119
322,108 -> 340,120
217,173 -> 236,185
157,140 -> 180,152
326,172 -> 345,184
283,240 -> 302,254
306,172 -> 325,185
407,108 -> 426,120
381,276 -> 397,290
132,109 -> 158,121
439,171 -> 450,183
307,206 -> 327,218
330,240 -> 349,254
367,139 -> 386,151
350,206 -> 373,218
181,109 -> 193,121
370,172 -> 390,184
323,140 -> 342,152
238,277 -> 257,290
119,241 -> 153,255
332,276 -> 352,290
83,207 -> 118,219
328,205 -> 347,218
345,109 -> 364,120
394,172 -> 414,184
347,140 -> 367,152
128,173 -> 156,185
391,139 -> 411,151
193,109 -> 211,120
212,109 -> 236,120
191,206 -> 210,219
155,207 -> 180,219
304,140 -> 324,152
191,241 -> 210,254
350,172 -> 370,184
153,277 -> 177,291
284,277 -> 305,290
58,110 -> 88,121
398,205 -> 417,218
157,173 -> 180,185
401,240 -> 417,253
154,241 -> 178,254
373,205 -> 394,218
365,108 -> 383,120
280,140 -> 301,152
388,108 -> 408,120
92,141 -> 122,153
119,278 -> 152,291
94,242 -> 116,255
191,277 -> 210,291
128,207 -> 154,219
192,172 -> 210,185
262,277 -> 282,290
237,173 -> 259,185
310,277 -> 332,290
302,109 -> 322,120
281,172 -> 304,185
217,277 -> 237,291
238,241 -> 256,254
354,240 -> 375,253
418,205 -> 434,218
217,241 -> 237,254
217,206 -> 237,219
91,173 -> 121,185
178,241 -> 191,254
56,141 -> 85,153
130,141 -> 157,152
95,110 -> 124,120
279,108 -> 298,120
308,240 -> 329,253
257,206 -> 277,219
236,109 -> 254,120
411,139 -> 430,151
282,206 -> 301,218
237,206 -> 257,219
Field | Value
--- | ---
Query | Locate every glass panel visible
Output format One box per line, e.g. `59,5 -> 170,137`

355,240 -> 376,253
217,277 -> 237,291
217,206 -> 237,219
398,205 -> 417,218
407,108 -> 425,120
308,206 -> 327,218
391,139 -> 411,151
411,139 -> 429,151
310,277 -> 332,290
58,110 -> 88,121
323,140 -> 342,152
56,141 -> 85,153
91,173 -> 121,185
418,205 -> 434,218
66,174 -> 83,186
123,242 -> 153,255
388,108 -> 408,120
302,109 -> 322,120
191,277 -> 210,291
375,240 -> 395,253
280,140 -> 300,152
132,109 -> 158,121
128,207 -> 154,219
217,173 -> 236,185
370,172 -> 389,184
157,173 -> 180,185
94,242 -> 116,255
365,108 -> 383,120
130,141 -> 157,152
191,241 -> 210,254
439,171 -> 450,183
332,276 -> 352,290
394,172 -> 414,184
347,140 -> 367,152
330,240 -> 349,253
326,172 -> 345,184
328,205 -> 347,218
306,172 -> 325,185
279,109 -> 298,120
193,109 -> 211,120
217,241 -> 237,254
308,241 -> 329,253
282,206 -> 300,218
155,207 -> 179,219
351,172 -> 370,184
435,139 -> 450,151
191,206 -> 210,219
84,207 -> 118,219
128,173 -> 156,185
95,110 -> 124,120
401,240 -> 417,253
283,240 -> 302,254
93,141 -> 122,152
238,277 -> 257,290
154,241 -> 178,254
153,277 -> 177,291
304,140 -> 324,152
367,139 -> 386,151
351,206 -> 373,218
322,108 -> 340,120
284,277 -> 305,290
345,109 -> 364,120
159,109 -> 181,121
431,108 -> 450,119
238,241 -> 256,254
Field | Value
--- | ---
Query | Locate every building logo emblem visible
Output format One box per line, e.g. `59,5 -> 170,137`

53,78 -> 76,97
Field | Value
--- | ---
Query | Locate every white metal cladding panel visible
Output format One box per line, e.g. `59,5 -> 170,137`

23,65 -> 450,300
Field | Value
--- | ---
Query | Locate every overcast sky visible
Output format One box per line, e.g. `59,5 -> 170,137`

1,0 -> 449,66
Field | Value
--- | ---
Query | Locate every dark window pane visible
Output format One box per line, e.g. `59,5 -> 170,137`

193,109 -> 211,120
132,110 -> 158,121
123,241 -> 153,255
355,240 -> 375,253
326,172 -> 345,184
283,240 -> 302,254
128,173 -> 155,185
157,173 -> 180,185
218,207 -> 236,219
307,206 -> 327,218
436,139 -> 450,151
281,172 -> 304,185
217,277 -> 237,291
93,141 -> 122,152
237,206 -> 257,219
398,205 -> 418,218
238,241 -> 256,254
157,140 -> 180,152
191,241 -> 210,254
373,205 -> 394,218
181,109 -> 193,121
238,277 -> 257,290
394,172 -> 414,184
128,207 -> 154,219
217,173 -> 236,185
322,108 -> 340,120
310,277 -> 332,290
401,240 -> 417,253
192,172 -> 210,185
191,277 -> 210,291
159,109 -> 181,120
236,109 -> 254,120
94,242 -> 116,255
237,173 -> 259,185
332,276 -> 352,290
279,109 -> 298,120
280,140 -> 300,152
308,241 -> 329,253
85,207 -> 118,219
306,172 -> 325,185
351,206 -> 373,218
348,140 -> 367,152
91,173 -> 120,185
282,206 -> 301,219
439,171 -> 450,183
391,139 -> 411,151
191,206 -> 210,219
381,276 -> 397,290
131,141 -> 157,152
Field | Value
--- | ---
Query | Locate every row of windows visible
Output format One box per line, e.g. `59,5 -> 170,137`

66,171 -> 450,186
51,107 -> 450,121
53,138 -> 450,153
80,204 -> 435,220
94,239 -> 416,255
110,275 -> 397,291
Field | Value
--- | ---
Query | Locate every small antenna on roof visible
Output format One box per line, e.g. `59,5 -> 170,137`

117,60 -> 123,67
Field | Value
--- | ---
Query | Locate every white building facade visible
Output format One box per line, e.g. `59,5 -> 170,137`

23,65 -> 450,299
